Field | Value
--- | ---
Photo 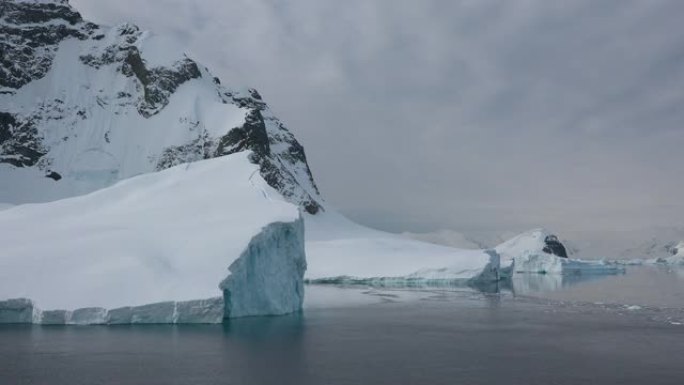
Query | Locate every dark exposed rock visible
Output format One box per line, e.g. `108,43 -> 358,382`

45,171 -> 62,181
542,235 -> 568,259
0,0 -> 96,89
83,38 -> 202,117
0,112 -> 46,167
216,110 -> 270,157
215,109 -> 322,214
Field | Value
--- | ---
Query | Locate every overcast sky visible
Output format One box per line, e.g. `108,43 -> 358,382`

72,0 -> 684,236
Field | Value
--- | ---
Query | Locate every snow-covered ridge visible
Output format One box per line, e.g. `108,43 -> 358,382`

0,0 -> 323,213
0,153 -> 307,323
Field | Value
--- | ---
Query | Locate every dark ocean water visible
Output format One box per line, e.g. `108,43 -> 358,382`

2,267 -> 684,385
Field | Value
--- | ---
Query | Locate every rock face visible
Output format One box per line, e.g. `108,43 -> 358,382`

0,0 -> 323,214
542,235 -> 568,259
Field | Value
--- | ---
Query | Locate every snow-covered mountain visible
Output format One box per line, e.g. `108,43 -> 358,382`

0,0 -> 323,214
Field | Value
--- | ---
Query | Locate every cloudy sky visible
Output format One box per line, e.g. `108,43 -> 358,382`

72,0 -> 684,237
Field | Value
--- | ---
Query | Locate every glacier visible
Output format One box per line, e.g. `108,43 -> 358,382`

0,153 -> 306,324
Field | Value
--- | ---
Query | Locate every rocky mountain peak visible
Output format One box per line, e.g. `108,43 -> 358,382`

0,0 -> 324,214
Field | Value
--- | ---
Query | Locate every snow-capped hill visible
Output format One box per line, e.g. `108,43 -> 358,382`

674,242 -> 684,256
495,229 -> 623,276
495,228 -> 567,261
0,0 -> 323,213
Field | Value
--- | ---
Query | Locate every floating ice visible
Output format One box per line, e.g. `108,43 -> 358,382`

304,212 -> 500,287
0,154 -> 306,324
510,253 -> 624,275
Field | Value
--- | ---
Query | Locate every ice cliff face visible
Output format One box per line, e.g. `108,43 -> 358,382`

221,219 -> 306,318
0,0 -> 323,214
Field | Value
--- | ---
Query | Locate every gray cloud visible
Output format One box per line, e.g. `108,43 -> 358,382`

72,0 -> 684,236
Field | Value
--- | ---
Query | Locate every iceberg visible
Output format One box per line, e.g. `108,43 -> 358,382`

0,299 -> 39,324
495,229 -> 623,276
510,253 -> 624,275
0,153 -> 306,324
304,212 -> 500,287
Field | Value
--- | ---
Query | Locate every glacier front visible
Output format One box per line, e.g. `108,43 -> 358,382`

0,153 -> 306,324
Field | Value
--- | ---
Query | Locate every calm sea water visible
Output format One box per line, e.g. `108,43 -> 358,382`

1,267 -> 684,385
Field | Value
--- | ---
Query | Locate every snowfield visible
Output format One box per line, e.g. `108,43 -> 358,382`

0,153 -> 306,324
304,212 -> 500,286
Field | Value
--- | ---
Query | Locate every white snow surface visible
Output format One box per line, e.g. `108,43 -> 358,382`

304,211 -> 499,284
0,153 -> 304,318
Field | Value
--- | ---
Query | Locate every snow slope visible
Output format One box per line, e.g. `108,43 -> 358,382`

305,211 -> 500,286
401,229 -> 486,249
0,153 -> 306,323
